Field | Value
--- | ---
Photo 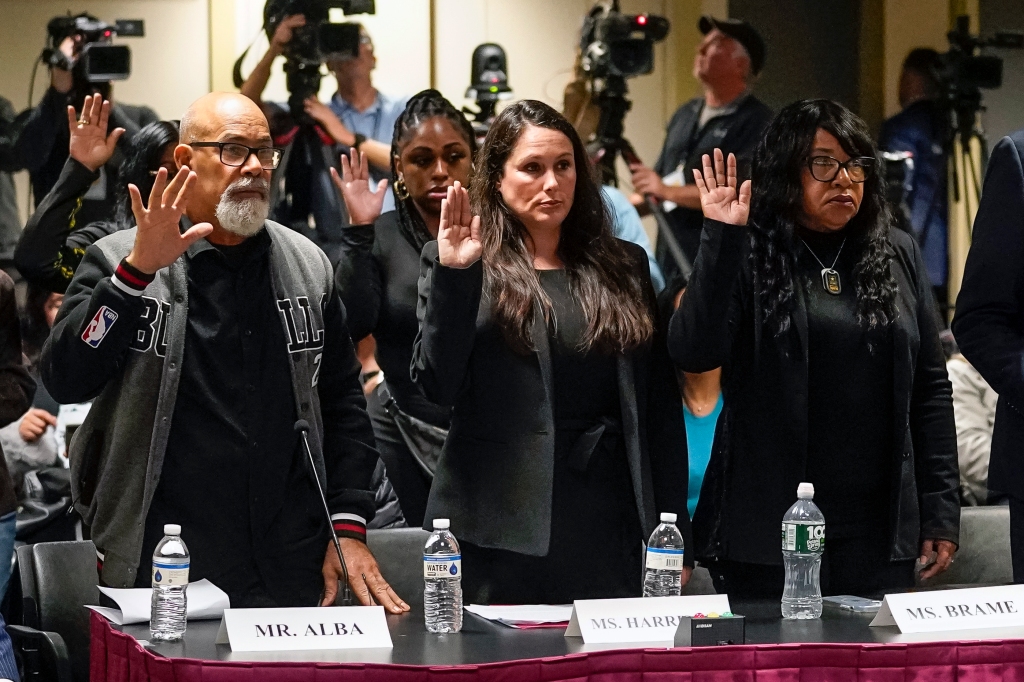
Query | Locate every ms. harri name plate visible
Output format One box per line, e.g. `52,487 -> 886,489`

870,585 -> 1024,634
565,595 -> 731,644
216,606 -> 393,652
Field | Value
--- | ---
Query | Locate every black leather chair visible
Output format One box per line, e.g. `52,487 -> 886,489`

10,540 -> 99,682
367,527 -> 430,608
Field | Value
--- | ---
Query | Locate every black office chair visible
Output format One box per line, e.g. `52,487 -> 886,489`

9,540 -> 99,682
367,527 -> 429,608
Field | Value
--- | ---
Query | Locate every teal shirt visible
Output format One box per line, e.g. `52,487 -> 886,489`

683,394 -> 724,518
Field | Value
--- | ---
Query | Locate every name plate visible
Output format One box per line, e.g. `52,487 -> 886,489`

870,585 -> 1024,633
565,595 -> 731,644
215,606 -> 393,652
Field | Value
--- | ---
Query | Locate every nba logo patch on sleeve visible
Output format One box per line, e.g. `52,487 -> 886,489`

82,306 -> 119,348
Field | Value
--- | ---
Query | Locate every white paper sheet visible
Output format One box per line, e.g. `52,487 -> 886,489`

86,579 -> 230,625
465,604 -> 574,626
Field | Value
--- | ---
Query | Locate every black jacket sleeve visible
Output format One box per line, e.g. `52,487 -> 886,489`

0,97 -> 21,173
0,272 -> 35,427
668,219 -> 749,373
318,287 -> 381,533
410,241 -> 483,408
15,88 -> 65,175
39,245 -> 147,404
334,222 -> 382,342
14,157 -> 118,293
952,135 -> 1024,413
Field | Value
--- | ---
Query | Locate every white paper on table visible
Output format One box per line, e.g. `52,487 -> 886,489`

465,604 -> 574,626
86,579 -> 230,625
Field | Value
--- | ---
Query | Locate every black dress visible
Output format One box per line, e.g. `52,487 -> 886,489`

460,269 -> 642,604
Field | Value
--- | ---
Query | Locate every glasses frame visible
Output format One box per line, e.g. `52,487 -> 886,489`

806,155 -> 875,183
190,142 -> 283,170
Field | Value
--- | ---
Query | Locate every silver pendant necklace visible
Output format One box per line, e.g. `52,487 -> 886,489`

801,236 -> 847,295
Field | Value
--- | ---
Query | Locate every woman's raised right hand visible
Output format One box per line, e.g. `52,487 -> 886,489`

437,181 -> 482,269
331,148 -> 388,226
692,148 -> 751,226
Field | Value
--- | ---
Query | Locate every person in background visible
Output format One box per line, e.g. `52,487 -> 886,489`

333,90 -> 475,526
241,17 -> 407,213
601,185 -> 665,293
943,330 -> 997,506
411,100 -> 691,604
951,126 -> 1024,580
14,18 -> 159,227
880,48 -> 948,311
0,96 -> 22,271
672,100 -> 959,598
629,16 -> 772,282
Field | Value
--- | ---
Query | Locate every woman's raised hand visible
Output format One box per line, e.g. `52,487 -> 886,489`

692,148 -> 751,226
331,148 -> 388,226
437,181 -> 482,269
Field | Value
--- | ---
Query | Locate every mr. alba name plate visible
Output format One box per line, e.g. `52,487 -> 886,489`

870,585 -> 1024,634
565,595 -> 731,644
216,606 -> 393,652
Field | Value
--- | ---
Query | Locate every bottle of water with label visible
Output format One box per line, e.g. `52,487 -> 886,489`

424,518 -> 462,633
781,483 -> 825,619
150,524 -> 189,641
643,512 -> 685,597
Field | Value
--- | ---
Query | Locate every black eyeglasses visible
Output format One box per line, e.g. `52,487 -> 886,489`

806,155 -> 875,183
190,142 -> 283,170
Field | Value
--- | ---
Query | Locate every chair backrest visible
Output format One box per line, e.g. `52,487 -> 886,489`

683,566 -> 717,595
15,544 -> 39,629
28,541 -> 99,682
367,528 -> 430,608
918,505 -> 1012,588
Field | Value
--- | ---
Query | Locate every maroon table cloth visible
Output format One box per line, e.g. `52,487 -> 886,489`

90,611 -> 1024,681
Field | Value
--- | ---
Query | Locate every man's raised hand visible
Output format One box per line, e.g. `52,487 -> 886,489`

437,181 -> 482,269
125,167 -> 213,275
692,149 -> 751,226
67,94 -> 124,173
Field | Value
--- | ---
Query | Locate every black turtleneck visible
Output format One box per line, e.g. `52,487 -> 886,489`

797,227 -> 894,537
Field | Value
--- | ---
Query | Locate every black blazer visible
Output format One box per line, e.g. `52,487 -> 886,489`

953,131 -> 1024,501
410,240 -> 692,560
670,220 -> 959,565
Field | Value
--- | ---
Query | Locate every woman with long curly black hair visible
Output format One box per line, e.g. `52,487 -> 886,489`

410,100 -> 691,603
670,99 -> 959,598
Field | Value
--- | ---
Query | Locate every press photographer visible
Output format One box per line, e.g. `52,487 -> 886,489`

15,13 -> 158,229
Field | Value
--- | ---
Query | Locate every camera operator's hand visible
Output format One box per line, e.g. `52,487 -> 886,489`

67,94 -> 125,172
50,36 -> 78,94
629,163 -> 669,200
692,149 -> 751,226
330,148 -> 388,225
437,182 -> 482,269
126,167 -> 214,275
270,14 -> 306,56
305,97 -> 356,147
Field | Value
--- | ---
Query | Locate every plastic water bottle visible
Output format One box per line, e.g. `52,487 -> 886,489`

424,518 -> 462,633
643,512 -> 685,597
781,483 -> 825,619
150,524 -> 189,641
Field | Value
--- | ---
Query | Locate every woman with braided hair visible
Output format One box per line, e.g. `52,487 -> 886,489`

332,89 -> 476,526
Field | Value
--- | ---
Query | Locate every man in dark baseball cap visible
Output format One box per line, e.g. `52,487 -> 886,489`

630,15 -> 772,281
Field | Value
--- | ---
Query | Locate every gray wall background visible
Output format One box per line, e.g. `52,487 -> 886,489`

980,0 -> 1024,142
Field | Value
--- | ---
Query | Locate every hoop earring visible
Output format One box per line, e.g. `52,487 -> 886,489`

394,178 -> 410,201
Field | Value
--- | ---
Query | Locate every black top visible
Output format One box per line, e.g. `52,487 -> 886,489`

0,271 -> 36,518
139,230 -> 323,607
798,228 -> 893,535
336,211 -> 449,427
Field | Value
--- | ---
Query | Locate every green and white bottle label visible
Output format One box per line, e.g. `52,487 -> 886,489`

782,523 -> 825,552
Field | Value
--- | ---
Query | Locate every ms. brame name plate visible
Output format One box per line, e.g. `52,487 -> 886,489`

870,585 -> 1024,634
565,595 -> 731,644
215,606 -> 393,652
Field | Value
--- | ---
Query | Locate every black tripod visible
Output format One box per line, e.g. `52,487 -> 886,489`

587,75 -> 692,280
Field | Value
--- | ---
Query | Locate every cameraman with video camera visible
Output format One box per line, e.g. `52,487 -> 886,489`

15,13 -> 158,229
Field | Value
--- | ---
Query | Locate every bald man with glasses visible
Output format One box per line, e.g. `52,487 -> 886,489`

41,92 -> 409,613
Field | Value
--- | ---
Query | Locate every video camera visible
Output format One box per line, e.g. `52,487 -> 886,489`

42,13 -> 143,86
262,0 -> 375,117
579,0 -> 669,80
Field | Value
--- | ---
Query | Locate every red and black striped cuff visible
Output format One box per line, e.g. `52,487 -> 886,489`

111,258 -> 155,296
331,513 -> 367,542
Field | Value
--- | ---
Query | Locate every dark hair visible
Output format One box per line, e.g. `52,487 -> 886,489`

114,120 -> 179,226
21,283 -> 56,364
903,48 -> 943,94
470,99 -> 653,354
389,89 -> 477,251
750,99 -> 897,336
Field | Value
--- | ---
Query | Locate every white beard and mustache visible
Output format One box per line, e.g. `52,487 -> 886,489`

215,177 -> 270,237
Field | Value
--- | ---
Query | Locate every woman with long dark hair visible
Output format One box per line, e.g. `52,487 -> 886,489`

671,99 -> 959,597
332,89 -> 476,526
411,100 -> 691,603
